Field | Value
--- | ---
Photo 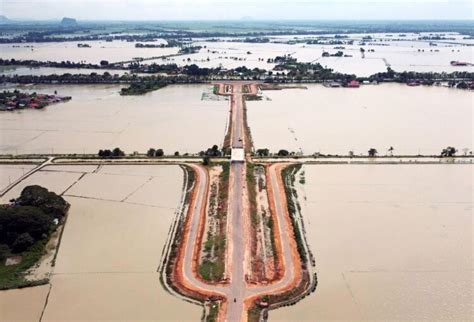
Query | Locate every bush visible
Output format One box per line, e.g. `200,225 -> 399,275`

155,149 -> 164,157
256,148 -> 269,157
0,244 -> 10,261
147,148 -> 156,157
0,206 -> 51,247
12,233 -> 34,253
112,147 -> 125,157
99,148 -> 125,158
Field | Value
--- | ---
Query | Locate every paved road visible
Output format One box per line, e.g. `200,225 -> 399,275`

225,83 -> 246,321
226,161 -> 245,321
180,83 -> 299,322
181,164 -> 228,296
231,88 -> 244,149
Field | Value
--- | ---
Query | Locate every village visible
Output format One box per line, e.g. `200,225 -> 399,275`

0,90 -> 71,111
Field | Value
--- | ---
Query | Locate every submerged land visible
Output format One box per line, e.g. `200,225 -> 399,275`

0,20 -> 472,322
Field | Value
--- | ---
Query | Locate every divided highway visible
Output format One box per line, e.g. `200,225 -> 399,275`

178,83 -> 301,322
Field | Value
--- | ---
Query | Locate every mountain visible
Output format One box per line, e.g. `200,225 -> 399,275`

60,17 -> 77,26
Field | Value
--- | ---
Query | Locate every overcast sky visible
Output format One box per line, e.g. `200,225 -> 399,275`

1,0 -> 473,20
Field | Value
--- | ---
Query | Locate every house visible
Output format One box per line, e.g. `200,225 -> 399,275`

347,80 -> 360,88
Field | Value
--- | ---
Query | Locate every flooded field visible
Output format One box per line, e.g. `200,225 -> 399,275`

0,164 -> 36,191
0,164 -> 201,321
0,285 -> 50,321
272,164 -> 472,321
0,40 -> 177,64
1,169 -> 84,201
1,33 -> 471,77
0,65 -> 138,76
248,84 -> 472,156
0,84 -> 228,155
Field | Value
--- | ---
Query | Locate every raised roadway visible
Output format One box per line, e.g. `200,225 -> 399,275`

179,82 -> 300,322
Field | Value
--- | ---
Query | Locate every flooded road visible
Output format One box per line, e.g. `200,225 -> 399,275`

272,164 -> 473,321
0,84 -> 228,155
248,84 -> 472,156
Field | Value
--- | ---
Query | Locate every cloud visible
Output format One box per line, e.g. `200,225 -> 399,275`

2,0 -> 472,20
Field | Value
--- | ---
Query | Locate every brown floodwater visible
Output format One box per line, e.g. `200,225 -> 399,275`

0,40 -> 177,65
0,84 -> 228,155
1,34 -> 471,77
0,285 -> 50,321
248,84 -> 473,156
0,164 -> 36,191
272,164 -> 472,321
0,169 -> 85,202
0,164 -> 202,321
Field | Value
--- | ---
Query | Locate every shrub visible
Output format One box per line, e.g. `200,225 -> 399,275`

155,149 -> 164,157
0,244 -> 10,261
147,148 -> 156,157
12,233 -> 34,253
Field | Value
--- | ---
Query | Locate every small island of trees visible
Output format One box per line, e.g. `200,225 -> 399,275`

0,186 -> 69,290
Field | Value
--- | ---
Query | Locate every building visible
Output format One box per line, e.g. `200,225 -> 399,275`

231,148 -> 245,163
347,80 -> 360,88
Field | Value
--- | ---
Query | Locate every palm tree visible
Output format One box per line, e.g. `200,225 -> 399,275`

388,146 -> 394,156
368,148 -> 378,157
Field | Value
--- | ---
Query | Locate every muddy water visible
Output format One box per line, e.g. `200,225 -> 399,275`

47,165 -> 200,321
0,164 -> 201,321
169,34 -> 472,76
0,285 -> 50,321
272,164 -> 472,321
42,273 -> 196,321
0,164 -> 36,190
0,40 -> 177,64
0,65 -> 139,76
0,84 -> 228,155
0,169 -> 84,202
2,34 -> 471,77
248,84 -> 472,156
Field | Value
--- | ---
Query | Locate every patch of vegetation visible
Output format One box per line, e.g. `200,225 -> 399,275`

98,147 -> 125,157
441,146 -> 457,157
120,81 -> 167,95
282,164 -> 307,263
244,95 -> 262,101
147,148 -> 164,157
199,163 -> 229,282
206,302 -> 220,322
178,46 -> 202,55
246,163 -> 258,226
0,185 -> 69,290
247,305 -> 262,322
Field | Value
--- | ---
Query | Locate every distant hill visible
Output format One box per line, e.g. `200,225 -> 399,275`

60,17 -> 77,26
0,15 -> 12,24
